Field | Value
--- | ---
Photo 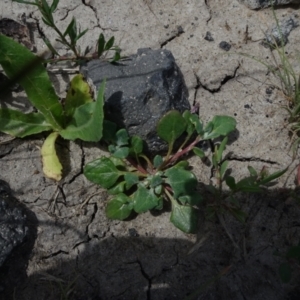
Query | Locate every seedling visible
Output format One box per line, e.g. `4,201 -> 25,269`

12,0 -> 121,64
84,110 -> 237,233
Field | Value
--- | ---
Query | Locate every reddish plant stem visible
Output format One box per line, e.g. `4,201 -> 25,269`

167,136 -> 201,165
126,157 -> 148,175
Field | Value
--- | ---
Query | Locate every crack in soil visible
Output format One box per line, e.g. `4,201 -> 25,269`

133,260 -> 152,300
0,147 -> 13,158
204,0 -> 212,24
160,25 -> 185,48
41,249 -> 69,259
227,155 -> 278,165
59,5 -> 81,22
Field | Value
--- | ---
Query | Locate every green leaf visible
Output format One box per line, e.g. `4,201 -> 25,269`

203,116 -> 236,140
193,147 -> 205,158
124,173 -> 139,189
97,33 -> 105,57
106,194 -> 133,220
105,36 -> 115,50
108,181 -> 126,195
0,109 -> 51,137
111,147 -> 129,159
111,50 -> 121,62
235,177 -> 262,192
50,0 -> 59,12
165,167 -> 197,198
248,166 -> 258,177
64,74 -> 93,122
225,176 -> 236,190
157,110 -> 187,144
60,80 -> 105,141
220,160 -> 228,179
75,28 -> 88,43
116,129 -> 129,146
170,201 -> 198,233
279,262 -> 292,283
258,168 -> 287,186
150,175 -> 163,188
178,192 -> 203,206
172,160 -> 189,169
84,157 -> 123,189
133,185 -> 161,213
130,136 -> 143,155
153,155 -> 163,168
183,110 -> 203,135
217,136 -> 228,162
64,17 -> 77,42
0,34 -> 63,130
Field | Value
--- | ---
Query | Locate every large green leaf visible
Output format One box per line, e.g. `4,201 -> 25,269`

0,34 -> 63,130
64,74 -> 93,123
0,108 -> 51,137
133,185 -> 161,213
170,201 -> 198,233
60,80 -> 105,141
84,157 -> 123,189
203,116 -> 236,140
105,194 -> 133,220
165,167 -> 198,198
157,110 -> 187,144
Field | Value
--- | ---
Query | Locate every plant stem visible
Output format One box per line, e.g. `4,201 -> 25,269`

126,157 -> 148,175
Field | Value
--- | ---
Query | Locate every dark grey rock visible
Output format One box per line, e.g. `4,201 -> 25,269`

238,0 -> 299,9
0,180 -> 28,267
219,41 -> 231,51
81,48 -> 190,153
204,31 -> 214,42
262,16 -> 298,48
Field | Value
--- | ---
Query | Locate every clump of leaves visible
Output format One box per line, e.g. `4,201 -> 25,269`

84,110 -> 237,233
0,34 -> 105,181
274,242 -> 300,283
12,0 -> 121,64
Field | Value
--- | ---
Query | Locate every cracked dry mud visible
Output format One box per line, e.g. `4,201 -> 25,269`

1,1 -> 300,299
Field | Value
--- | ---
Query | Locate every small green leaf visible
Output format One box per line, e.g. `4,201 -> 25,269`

110,156 -> 126,168
84,157 -> 123,189
97,33 -> 105,57
217,136 -> 228,162
258,168 -> 287,186
50,0 -> 59,12
124,173 -> 139,189
108,181 -> 126,195
0,109 -> 51,137
64,74 -> 93,122
64,18 -> 77,42
170,201 -> 198,233
133,185 -> 161,213
183,110 -> 203,135
154,185 -> 162,195
106,194 -> 133,220
153,155 -> 163,168
43,37 -> 59,56
130,136 -> 143,155
235,176 -> 262,192
172,160 -> 189,169
248,166 -> 258,177
112,147 -> 129,159
75,28 -> 88,43
193,147 -> 205,158
60,80 -> 105,142
225,176 -> 236,190
157,110 -> 187,144
111,49 -> 121,62
279,262 -> 292,283
116,128 -> 129,146
165,167 -> 197,198
203,116 -> 236,140
105,36 -> 115,50
150,175 -> 163,188
220,160 -> 228,179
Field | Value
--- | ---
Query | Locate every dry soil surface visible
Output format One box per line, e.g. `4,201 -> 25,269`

1,1 -> 300,299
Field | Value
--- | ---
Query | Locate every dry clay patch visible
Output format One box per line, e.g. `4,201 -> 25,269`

1,0 -> 300,299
